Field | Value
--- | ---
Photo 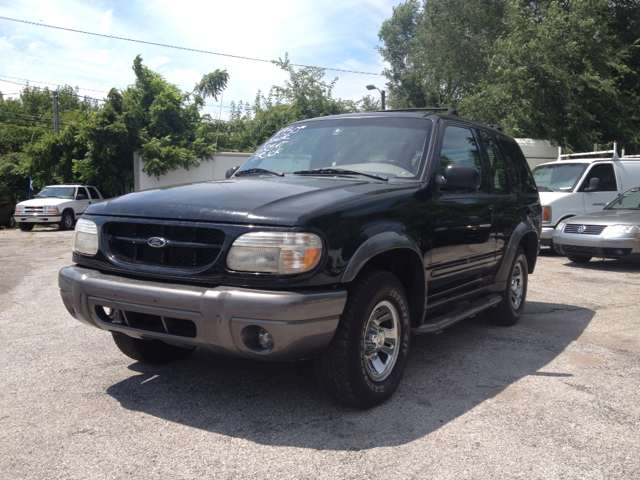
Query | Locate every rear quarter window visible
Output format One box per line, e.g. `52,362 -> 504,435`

498,137 -> 537,194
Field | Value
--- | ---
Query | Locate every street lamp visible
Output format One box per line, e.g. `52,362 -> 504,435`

366,84 -> 386,110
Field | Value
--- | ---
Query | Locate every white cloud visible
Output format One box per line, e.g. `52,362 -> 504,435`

0,0 -> 396,118
148,56 -> 171,70
101,9 -> 113,35
0,37 -> 14,50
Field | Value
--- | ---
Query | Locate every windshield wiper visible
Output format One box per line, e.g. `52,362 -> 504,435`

235,168 -> 284,177
536,186 -> 555,192
293,168 -> 388,182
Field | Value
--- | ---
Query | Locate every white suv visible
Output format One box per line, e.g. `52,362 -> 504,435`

14,185 -> 106,231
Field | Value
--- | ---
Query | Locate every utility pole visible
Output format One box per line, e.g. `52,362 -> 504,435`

53,90 -> 60,134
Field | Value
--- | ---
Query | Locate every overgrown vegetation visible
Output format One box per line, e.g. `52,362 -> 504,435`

378,0 -> 640,152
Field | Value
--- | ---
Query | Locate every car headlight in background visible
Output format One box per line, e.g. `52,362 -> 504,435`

227,232 -> 323,274
43,205 -> 60,214
14,205 -> 25,213
555,221 -> 565,231
73,218 -> 99,255
602,224 -> 640,237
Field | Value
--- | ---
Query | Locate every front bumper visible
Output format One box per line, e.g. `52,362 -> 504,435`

552,230 -> 640,258
59,266 -> 347,362
15,213 -> 62,224
540,226 -> 555,246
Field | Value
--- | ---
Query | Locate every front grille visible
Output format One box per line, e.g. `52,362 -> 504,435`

563,224 -> 606,235
107,221 -> 224,269
560,244 -> 598,255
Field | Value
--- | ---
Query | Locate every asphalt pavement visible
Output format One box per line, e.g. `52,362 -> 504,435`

1,226 -> 638,479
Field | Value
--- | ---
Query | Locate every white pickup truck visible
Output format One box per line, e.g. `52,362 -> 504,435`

14,184 -> 107,232
531,147 -> 640,250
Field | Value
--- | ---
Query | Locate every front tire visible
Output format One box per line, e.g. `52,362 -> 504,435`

566,254 -> 592,263
18,222 -> 33,232
59,210 -> 74,231
490,246 -> 528,326
111,332 -> 195,364
314,269 -> 411,409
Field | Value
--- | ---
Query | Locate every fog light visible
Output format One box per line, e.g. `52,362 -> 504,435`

614,249 -> 623,255
256,328 -> 274,350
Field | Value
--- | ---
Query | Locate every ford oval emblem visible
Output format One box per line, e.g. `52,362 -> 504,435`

577,225 -> 586,234
148,237 -> 167,248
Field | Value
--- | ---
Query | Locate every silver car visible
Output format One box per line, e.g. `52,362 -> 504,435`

552,186 -> 640,263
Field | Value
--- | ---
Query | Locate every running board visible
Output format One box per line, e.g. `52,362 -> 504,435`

411,294 -> 502,335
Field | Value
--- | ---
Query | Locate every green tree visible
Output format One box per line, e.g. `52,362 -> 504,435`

218,54 -> 365,153
21,56 -> 229,196
378,0 -> 640,152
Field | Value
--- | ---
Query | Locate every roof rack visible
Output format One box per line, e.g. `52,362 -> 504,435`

486,124 -> 503,131
558,141 -> 620,161
382,107 -> 459,116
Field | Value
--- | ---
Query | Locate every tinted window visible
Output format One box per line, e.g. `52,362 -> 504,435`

76,187 -> 88,199
440,125 -> 484,192
498,137 -> 537,194
582,163 -> 617,191
88,187 -> 100,199
479,131 -> 509,194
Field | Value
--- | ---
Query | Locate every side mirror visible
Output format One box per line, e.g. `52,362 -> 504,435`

76,194 -> 87,200
435,164 -> 481,191
226,166 -> 240,179
584,177 -> 600,192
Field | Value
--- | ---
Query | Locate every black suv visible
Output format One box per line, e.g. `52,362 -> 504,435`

59,110 -> 540,408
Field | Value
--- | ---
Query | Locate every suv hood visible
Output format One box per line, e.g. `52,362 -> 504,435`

17,197 -> 73,207
86,177 -> 414,226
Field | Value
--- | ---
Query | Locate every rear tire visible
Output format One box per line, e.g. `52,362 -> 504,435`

314,269 -> 411,409
111,332 -> 195,364
59,210 -> 74,231
490,247 -> 528,326
566,254 -> 592,263
18,223 -> 33,232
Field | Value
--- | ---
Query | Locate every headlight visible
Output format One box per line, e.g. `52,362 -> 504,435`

43,205 -> 60,214
602,224 -> 640,236
555,222 -> 565,231
73,218 -> 99,255
15,205 -> 25,213
227,232 -> 323,274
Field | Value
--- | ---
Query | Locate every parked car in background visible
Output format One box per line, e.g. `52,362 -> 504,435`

552,186 -> 640,262
532,146 -> 640,252
0,184 -> 16,228
14,185 -> 106,232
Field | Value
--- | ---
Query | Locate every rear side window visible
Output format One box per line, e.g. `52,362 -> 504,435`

88,187 -> 100,199
440,125 -> 484,193
76,187 -> 88,199
498,137 -> 537,194
582,164 -> 617,191
479,132 -> 509,194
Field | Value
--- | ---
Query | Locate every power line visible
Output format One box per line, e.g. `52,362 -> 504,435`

0,16 -> 384,76
0,74 -> 110,94
0,78 -> 106,102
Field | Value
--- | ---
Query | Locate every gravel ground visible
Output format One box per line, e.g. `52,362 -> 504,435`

1,225 -> 639,479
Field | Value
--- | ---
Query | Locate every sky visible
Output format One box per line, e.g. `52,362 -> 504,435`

0,0 -> 400,120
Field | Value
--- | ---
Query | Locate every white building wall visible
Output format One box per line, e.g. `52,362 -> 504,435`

515,138 -> 558,169
134,152 -> 253,192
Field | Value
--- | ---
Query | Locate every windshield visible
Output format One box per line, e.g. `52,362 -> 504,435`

237,117 -> 433,180
532,163 -> 588,192
605,188 -> 640,210
35,186 -> 75,199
